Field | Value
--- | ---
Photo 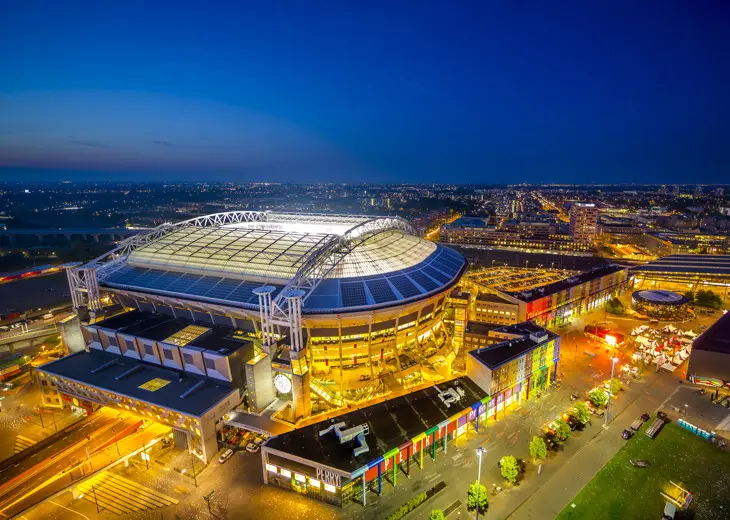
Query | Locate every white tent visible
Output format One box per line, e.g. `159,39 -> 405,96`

684,330 -> 698,338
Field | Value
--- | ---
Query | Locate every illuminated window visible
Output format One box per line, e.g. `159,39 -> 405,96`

294,473 -> 306,483
309,478 -> 321,488
266,463 -> 277,473
280,469 -> 291,478
324,483 -> 336,493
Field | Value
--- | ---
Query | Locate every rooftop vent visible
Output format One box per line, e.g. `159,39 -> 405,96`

529,332 -> 549,343
319,422 -> 370,457
435,385 -> 465,408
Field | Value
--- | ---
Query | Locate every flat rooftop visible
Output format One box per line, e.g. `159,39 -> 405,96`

39,349 -> 236,416
692,311 -> 730,355
93,311 -> 252,356
631,254 -> 730,276
507,264 -> 625,303
265,377 -> 487,474
476,293 -> 515,305
465,321 -> 501,336
469,323 -> 557,369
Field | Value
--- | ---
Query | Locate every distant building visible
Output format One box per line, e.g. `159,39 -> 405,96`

694,186 -> 703,197
713,187 -> 724,197
569,203 -> 598,243
671,185 -> 681,196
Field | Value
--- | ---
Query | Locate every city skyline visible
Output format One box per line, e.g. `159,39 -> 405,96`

2,2 -> 730,183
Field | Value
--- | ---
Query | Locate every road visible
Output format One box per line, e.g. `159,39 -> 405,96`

0,409 -> 165,519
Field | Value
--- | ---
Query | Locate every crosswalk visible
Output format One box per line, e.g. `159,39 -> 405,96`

14,435 -> 36,453
77,471 -> 179,515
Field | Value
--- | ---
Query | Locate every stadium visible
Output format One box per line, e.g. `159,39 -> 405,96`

57,212 -> 467,433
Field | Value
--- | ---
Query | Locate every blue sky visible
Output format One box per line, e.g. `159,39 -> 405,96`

1,1 -> 729,183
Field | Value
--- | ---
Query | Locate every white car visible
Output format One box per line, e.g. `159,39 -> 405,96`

245,443 -> 260,453
218,448 -> 234,464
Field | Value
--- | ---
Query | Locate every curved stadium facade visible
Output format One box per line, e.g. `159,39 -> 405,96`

60,212 -> 467,428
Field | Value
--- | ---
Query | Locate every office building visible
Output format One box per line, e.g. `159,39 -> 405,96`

569,203 -> 598,243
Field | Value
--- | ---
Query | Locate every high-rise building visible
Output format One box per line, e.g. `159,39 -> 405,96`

671,185 -> 681,196
694,186 -> 703,197
569,203 -> 598,243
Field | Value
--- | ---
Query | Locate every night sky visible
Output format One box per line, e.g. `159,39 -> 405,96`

1,1 -> 729,184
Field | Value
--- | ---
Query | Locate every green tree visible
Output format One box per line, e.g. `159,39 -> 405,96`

589,388 -> 609,408
609,378 -> 623,395
467,480 -> 488,513
553,419 -> 572,442
683,291 -> 695,304
605,297 -> 625,315
429,510 -> 446,520
571,402 -> 591,425
695,290 -> 722,309
500,455 -> 520,483
529,435 -> 548,461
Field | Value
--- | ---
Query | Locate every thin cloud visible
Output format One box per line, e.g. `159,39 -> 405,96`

152,140 -> 179,148
67,138 -> 109,148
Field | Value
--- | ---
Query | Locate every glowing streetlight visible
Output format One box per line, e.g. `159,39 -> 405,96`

475,446 -> 486,520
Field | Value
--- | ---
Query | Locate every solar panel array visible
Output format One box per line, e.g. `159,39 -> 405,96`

102,244 -> 466,312
103,265 -> 282,309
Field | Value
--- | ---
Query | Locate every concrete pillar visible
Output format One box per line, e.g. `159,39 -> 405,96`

377,464 -> 382,495
361,473 -> 367,506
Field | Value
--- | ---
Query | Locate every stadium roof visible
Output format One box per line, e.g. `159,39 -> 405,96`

631,254 -> 730,277
88,212 -> 467,314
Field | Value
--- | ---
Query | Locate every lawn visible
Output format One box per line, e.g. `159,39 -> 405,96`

556,420 -> 730,520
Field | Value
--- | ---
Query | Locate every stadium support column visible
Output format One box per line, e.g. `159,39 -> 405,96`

284,289 -> 311,420
253,286 -> 276,353
66,267 -> 101,314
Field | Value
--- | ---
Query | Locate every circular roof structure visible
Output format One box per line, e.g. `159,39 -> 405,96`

632,290 -> 689,306
91,211 -> 467,314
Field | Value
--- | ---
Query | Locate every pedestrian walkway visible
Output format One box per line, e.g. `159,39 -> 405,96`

76,471 -> 179,515
13,435 -> 36,454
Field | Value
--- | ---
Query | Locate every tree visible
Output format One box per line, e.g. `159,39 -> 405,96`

609,378 -> 623,395
571,402 -> 591,425
467,480 -> 488,513
695,290 -> 722,310
683,291 -> 695,304
589,388 -> 609,408
605,297 -> 625,316
429,510 -> 445,520
529,435 -> 548,461
553,419 -> 572,442
500,455 -> 520,483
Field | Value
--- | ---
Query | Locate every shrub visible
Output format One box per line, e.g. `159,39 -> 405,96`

606,297 -> 625,315
428,510 -> 445,520
467,480 -> 488,513
571,401 -> 591,425
529,435 -> 547,461
609,378 -> 623,395
553,419 -> 571,442
589,388 -> 609,408
386,492 -> 427,520
500,455 -> 520,483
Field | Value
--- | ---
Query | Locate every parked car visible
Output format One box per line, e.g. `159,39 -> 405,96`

218,448 -> 234,464
622,429 -> 633,440
641,413 -> 650,422
245,443 -> 260,453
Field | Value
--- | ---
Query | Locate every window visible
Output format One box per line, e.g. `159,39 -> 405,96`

144,344 -> 154,356
163,350 -> 174,361
183,353 -> 194,364
204,357 -> 216,370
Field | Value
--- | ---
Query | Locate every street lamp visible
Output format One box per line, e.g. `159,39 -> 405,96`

604,357 -> 618,428
475,447 -> 486,520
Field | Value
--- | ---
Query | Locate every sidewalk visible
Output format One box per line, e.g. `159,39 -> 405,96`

504,372 -> 677,520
